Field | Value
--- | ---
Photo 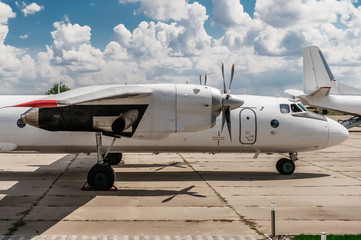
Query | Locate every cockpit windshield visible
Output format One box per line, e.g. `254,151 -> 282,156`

291,104 -> 302,113
280,103 -> 308,114
298,103 -> 308,112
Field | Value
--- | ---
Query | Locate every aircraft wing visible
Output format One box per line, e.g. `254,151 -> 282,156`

13,85 -> 153,107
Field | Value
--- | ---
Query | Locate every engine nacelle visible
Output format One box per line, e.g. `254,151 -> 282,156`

19,84 -> 243,139
175,85 -> 222,132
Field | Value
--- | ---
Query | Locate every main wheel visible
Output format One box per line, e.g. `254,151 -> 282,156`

103,152 -> 123,165
87,164 -> 115,190
276,158 -> 295,175
276,158 -> 286,173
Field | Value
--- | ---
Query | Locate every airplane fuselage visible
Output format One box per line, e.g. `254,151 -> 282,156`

0,93 -> 347,154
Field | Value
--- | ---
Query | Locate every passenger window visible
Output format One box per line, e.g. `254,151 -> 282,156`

280,104 -> 290,114
298,103 -> 308,112
291,104 -> 302,113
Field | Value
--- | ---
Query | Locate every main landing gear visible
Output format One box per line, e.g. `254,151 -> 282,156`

276,153 -> 297,175
86,132 -> 123,190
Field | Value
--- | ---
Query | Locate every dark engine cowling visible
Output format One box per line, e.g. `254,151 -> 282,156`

21,105 -> 147,137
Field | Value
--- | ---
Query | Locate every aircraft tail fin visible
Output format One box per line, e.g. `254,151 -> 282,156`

303,46 -> 339,94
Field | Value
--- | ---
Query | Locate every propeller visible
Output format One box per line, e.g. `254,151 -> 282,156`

220,63 -> 242,141
199,74 -> 207,86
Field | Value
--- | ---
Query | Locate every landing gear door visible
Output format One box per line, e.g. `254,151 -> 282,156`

239,108 -> 257,144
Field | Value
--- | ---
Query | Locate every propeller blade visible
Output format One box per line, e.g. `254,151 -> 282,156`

199,74 -> 202,85
221,109 -> 226,132
229,64 -> 235,93
222,63 -> 226,93
205,73 -> 207,86
225,107 -> 232,141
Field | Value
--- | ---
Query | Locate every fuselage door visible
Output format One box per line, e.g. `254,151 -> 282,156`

239,108 -> 257,144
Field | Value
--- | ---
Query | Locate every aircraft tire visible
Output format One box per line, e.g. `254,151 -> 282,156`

104,152 -> 123,165
277,158 -> 295,175
87,164 -> 115,190
276,158 -> 285,173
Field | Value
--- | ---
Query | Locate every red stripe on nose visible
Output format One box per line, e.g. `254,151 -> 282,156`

12,100 -> 66,108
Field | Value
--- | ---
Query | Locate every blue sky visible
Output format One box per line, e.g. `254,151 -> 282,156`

1,0 -> 361,95
4,0 -> 257,52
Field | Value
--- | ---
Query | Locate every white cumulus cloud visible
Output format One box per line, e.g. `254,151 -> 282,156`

212,0 -> 253,28
0,2 -> 16,24
2,1 -> 361,94
118,0 -> 188,21
21,2 -> 44,16
19,33 -> 29,39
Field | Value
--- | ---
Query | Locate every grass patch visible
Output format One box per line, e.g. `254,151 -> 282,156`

294,235 -> 361,240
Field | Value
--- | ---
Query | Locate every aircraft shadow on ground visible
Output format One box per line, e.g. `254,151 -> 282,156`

0,155 -> 329,235
0,155 -> 92,235
114,171 -> 329,181
114,162 -> 329,181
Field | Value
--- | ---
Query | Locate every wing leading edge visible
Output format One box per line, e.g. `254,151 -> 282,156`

12,85 -> 153,108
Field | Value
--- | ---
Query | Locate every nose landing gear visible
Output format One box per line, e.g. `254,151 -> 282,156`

276,153 -> 297,175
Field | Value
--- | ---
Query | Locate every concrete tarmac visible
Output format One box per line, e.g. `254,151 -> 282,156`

1,129 -> 361,236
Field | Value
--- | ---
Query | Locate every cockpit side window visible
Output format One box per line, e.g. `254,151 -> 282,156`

280,104 -> 290,114
298,103 -> 308,112
291,104 -> 302,113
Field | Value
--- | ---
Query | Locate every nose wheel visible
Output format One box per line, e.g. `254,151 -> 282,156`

276,153 -> 297,175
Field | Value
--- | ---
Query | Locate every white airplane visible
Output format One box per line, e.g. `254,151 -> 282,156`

286,46 -> 361,128
0,64 -> 348,190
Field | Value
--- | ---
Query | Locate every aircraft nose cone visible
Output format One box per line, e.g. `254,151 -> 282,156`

327,118 -> 349,147
21,108 -> 39,128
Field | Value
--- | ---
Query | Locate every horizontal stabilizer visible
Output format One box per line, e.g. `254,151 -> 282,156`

309,87 -> 331,97
338,83 -> 361,95
284,89 -> 305,97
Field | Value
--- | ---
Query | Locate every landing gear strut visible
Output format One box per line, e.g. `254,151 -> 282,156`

86,132 -> 119,190
276,153 -> 297,175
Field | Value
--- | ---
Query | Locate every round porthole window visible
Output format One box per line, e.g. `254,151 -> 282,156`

270,119 -> 279,128
17,119 -> 26,128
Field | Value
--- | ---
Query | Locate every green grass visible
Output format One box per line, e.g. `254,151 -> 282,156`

294,235 -> 361,240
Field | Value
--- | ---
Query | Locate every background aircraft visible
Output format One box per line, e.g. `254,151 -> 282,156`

286,46 -> 361,129
0,65 -> 349,190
